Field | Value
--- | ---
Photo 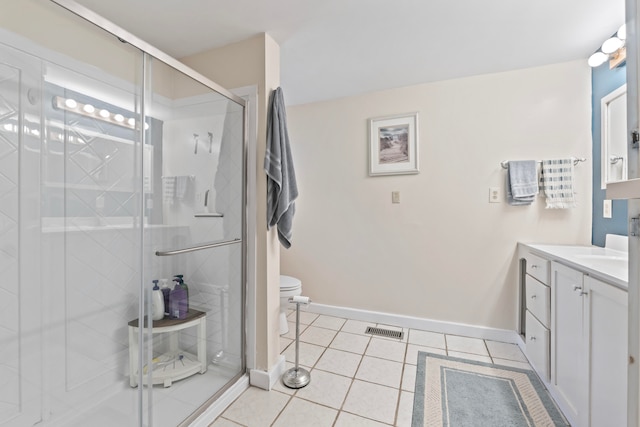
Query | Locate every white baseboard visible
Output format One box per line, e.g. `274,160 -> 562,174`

249,354 -> 286,390
305,302 -> 520,344
188,374 -> 249,427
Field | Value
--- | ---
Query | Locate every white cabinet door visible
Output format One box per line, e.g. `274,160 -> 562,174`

584,276 -> 628,427
551,262 -> 587,425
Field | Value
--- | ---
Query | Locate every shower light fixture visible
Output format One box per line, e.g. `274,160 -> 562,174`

52,96 -> 149,130
588,24 -> 627,69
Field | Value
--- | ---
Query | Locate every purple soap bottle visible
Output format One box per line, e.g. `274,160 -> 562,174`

169,278 -> 188,319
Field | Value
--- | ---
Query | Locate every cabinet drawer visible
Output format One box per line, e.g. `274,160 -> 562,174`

525,311 -> 550,381
525,253 -> 549,284
525,275 -> 550,327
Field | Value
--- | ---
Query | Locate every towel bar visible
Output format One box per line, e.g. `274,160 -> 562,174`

500,157 -> 586,169
155,238 -> 241,256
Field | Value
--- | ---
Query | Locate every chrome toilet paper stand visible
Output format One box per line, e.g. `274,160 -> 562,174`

282,296 -> 311,389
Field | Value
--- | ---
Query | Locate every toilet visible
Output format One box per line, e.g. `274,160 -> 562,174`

279,275 -> 302,335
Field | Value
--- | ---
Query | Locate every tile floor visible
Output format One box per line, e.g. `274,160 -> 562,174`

210,310 -> 533,427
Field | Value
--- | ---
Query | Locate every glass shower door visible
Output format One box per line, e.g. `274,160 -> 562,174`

1,1 -> 151,425
143,57 -> 246,425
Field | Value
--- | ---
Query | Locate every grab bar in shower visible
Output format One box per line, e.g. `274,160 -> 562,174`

155,238 -> 241,256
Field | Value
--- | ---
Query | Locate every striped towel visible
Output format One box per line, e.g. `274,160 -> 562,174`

175,175 -> 192,200
540,159 -> 576,209
162,176 -> 176,205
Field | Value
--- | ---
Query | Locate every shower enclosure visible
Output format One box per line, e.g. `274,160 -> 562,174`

0,1 -> 246,426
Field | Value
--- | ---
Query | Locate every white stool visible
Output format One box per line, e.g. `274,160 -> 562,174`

280,275 -> 302,335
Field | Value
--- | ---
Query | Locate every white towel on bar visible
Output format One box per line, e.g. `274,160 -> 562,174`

162,176 -> 176,205
540,159 -> 576,209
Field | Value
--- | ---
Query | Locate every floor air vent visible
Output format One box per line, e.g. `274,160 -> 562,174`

365,326 -> 404,340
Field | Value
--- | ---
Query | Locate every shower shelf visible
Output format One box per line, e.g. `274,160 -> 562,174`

128,309 -> 207,388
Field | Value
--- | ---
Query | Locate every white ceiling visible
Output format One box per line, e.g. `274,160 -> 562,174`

72,0 -> 625,106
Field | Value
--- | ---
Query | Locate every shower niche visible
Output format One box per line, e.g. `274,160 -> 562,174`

0,1 -> 246,426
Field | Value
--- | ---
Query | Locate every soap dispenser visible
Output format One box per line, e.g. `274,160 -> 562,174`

151,280 -> 165,321
160,278 -> 171,316
173,274 -> 189,311
169,278 -> 188,319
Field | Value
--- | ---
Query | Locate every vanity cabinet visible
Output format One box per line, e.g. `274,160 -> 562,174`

549,261 -> 628,427
584,275 -> 627,427
518,243 -> 629,427
522,252 -> 551,380
551,262 -> 586,425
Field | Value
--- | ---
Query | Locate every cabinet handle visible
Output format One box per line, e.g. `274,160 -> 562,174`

530,294 -> 537,299
573,285 -> 588,296
531,264 -> 538,269
530,336 -> 537,341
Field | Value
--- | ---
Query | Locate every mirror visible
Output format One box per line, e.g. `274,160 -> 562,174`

601,84 -> 627,188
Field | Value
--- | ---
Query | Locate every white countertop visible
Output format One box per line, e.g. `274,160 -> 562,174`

521,243 -> 628,290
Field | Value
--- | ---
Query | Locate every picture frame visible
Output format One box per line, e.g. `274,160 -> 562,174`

368,112 -> 419,176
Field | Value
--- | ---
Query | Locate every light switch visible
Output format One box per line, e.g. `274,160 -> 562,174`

603,199 -> 612,218
392,191 -> 400,204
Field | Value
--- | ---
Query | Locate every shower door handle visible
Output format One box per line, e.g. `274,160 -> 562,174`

155,238 -> 241,256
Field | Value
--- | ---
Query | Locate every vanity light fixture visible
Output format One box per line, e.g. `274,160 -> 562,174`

52,95 -> 149,130
588,24 -> 627,69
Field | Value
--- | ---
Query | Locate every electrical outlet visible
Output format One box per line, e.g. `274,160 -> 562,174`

603,199 -> 612,218
489,187 -> 501,203
392,191 -> 400,204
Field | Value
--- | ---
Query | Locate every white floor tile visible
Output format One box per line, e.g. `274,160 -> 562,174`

408,329 -> 446,349
342,380 -> 399,425
330,331 -> 370,354
221,387 -> 289,426
445,335 -> 489,356
280,337 -> 293,353
210,313 -> 538,427
405,344 -> 446,365
315,348 -> 362,378
395,391 -> 415,427
334,411 -> 391,427
365,338 -> 406,362
355,356 -> 403,388
312,315 -> 347,330
300,325 -> 338,347
282,341 -> 325,367
493,357 -> 533,371
486,340 -> 528,362
210,418 -> 243,427
447,351 -> 493,364
287,310 -> 318,325
401,364 -> 416,392
341,319 -> 375,335
272,397 -> 338,427
295,369 -> 352,409
281,321 -> 308,340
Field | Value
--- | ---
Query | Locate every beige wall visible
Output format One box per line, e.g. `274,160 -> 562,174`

181,34 -> 282,372
283,60 -> 592,331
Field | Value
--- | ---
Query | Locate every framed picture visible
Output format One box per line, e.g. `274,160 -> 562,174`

368,112 -> 419,176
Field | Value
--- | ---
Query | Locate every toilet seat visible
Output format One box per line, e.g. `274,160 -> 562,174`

280,275 -> 301,291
